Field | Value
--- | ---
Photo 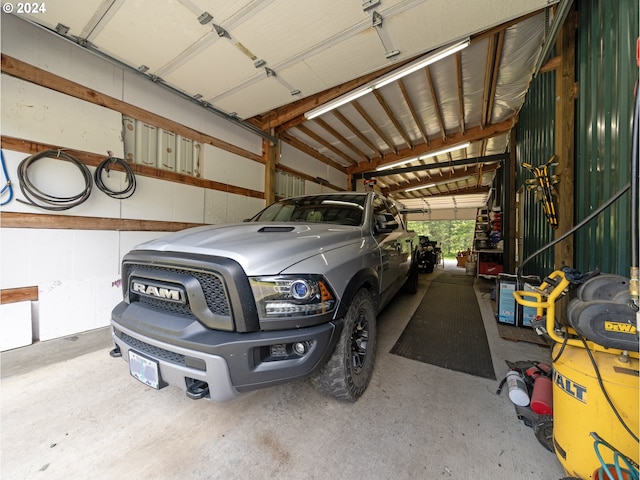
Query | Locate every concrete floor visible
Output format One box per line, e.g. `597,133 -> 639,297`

1,260 -> 568,479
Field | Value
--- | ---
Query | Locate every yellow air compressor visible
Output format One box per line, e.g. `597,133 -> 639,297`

514,270 -> 639,480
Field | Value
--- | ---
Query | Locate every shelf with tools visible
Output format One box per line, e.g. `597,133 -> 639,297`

472,207 -> 504,278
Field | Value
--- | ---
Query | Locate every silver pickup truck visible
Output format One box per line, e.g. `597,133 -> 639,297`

111,192 -> 418,402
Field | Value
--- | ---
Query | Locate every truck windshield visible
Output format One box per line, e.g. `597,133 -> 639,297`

250,194 -> 366,226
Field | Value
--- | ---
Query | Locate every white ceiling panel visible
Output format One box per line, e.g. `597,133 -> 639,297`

191,0 -> 260,26
92,1 -> 211,72
230,0 -> 369,67
301,29 -> 388,90
213,76 -> 297,119
163,38 -> 259,100
273,61 -> 338,100
16,0 -> 105,36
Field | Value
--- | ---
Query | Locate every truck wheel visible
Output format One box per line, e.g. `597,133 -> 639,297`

402,260 -> 419,294
311,288 -> 376,402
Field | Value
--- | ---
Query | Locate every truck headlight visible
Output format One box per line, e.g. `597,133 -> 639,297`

249,275 -> 336,318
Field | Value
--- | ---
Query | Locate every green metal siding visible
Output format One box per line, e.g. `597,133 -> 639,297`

574,0 -> 638,276
515,72 -> 556,278
515,0 -> 638,278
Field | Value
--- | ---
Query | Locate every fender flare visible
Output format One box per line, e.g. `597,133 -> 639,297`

334,267 -> 379,320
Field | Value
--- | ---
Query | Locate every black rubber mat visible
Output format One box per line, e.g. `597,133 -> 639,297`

390,273 -> 496,380
431,272 -> 476,286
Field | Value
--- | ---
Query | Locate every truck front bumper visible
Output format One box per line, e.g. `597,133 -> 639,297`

111,310 -> 341,401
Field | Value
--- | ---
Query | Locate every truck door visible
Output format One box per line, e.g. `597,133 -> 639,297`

372,196 -> 411,299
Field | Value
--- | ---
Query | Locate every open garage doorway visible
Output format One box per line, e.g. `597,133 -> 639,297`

407,220 -> 475,262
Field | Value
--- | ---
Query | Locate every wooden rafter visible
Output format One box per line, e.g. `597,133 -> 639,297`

348,119 -> 513,174
398,78 -> 429,146
313,118 -> 370,163
394,185 -> 490,200
456,51 -> 465,136
425,66 -> 447,141
481,30 -> 505,128
387,163 -> 500,194
279,132 -> 347,172
332,110 -> 382,158
295,125 -> 357,166
351,100 -> 398,154
372,89 -> 413,150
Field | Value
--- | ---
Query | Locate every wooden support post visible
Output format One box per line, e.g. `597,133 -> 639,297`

506,129 -> 518,273
554,5 -> 577,322
554,6 -> 577,270
263,134 -> 278,205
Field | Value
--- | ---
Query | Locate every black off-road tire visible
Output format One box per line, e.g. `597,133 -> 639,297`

311,288 -> 377,402
402,260 -> 419,294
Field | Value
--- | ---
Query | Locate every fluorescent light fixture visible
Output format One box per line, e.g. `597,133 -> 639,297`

376,142 -> 471,171
406,183 -> 436,192
304,38 -> 470,120
305,87 -> 373,120
376,156 -> 419,171
374,38 -> 470,89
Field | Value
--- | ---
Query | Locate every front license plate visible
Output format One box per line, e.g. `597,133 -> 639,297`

129,350 -> 161,389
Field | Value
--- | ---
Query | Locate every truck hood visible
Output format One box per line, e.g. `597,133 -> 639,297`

134,223 -> 365,275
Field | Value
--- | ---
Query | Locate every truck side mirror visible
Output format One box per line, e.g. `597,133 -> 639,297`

375,217 -> 399,233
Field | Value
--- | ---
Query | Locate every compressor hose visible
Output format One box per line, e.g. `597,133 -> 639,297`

516,182 -> 630,282
17,149 -> 93,211
94,156 -> 136,199
629,70 -> 639,309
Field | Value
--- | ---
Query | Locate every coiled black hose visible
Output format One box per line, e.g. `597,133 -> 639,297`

17,150 -> 93,211
94,156 -> 136,199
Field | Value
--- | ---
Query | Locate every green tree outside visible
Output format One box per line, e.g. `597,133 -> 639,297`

408,220 -> 475,258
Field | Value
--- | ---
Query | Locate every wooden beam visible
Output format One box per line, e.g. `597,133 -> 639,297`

313,118 -> 370,163
348,119 -> 514,174
0,211 -> 205,231
1,54 -> 261,164
277,163 -> 346,192
278,132 -> 347,173
332,110 -> 383,158
398,78 -> 429,146
295,125 -> 357,166
263,136 -> 277,205
0,136 -> 265,199
456,51 -> 466,136
352,100 -> 398,154
393,185 -> 490,201
1,286 -> 38,305
386,163 -> 499,194
554,6 -> 577,272
539,55 -> 561,73
482,32 -> 505,128
425,66 -> 447,141
372,89 -> 413,150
